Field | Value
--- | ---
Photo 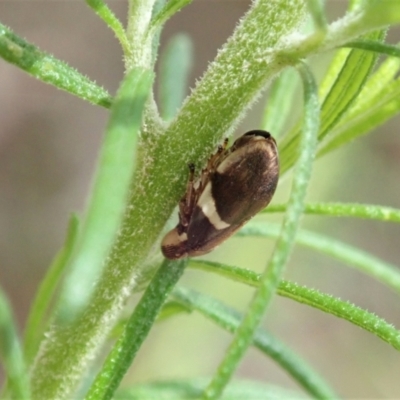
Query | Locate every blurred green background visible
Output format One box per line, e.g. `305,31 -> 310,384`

0,1 -> 400,398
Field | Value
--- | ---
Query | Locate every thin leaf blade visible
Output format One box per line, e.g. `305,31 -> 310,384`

0,23 -> 112,107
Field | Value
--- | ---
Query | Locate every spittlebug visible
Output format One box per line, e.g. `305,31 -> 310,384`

161,130 -> 279,259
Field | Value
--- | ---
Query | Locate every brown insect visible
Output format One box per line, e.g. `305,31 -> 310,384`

161,130 -> 279,259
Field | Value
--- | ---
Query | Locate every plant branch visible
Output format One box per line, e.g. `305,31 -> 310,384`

0,23 -> 112,108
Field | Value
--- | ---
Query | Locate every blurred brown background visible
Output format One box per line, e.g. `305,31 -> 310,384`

1,1 -> 400,398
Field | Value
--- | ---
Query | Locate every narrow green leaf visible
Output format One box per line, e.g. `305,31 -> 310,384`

344,54 -> 400,117
279,280 -> 400,350
159,34 -> 193,121
85,259 -> 187,400
315,0 -> 361,83
116,379 -> 311,400
30,69 -> 152,400
188,261 -> 400,351
85,0 -> 130,56
203,62 -> 320,400
320,31 -> 386,131
0,23 -> 112,108
263,202 -> 400,223
23,215 -> 80,364
0,289 -> 30,400
281,45 -> 348,167
319,33 -> 382,138
261,68 -> 298,138
318,56 -> 400,156
319,50 -> 350,103
239,223 -> 400,296
319,80 -> 400,156
323,106 -> 400,155
172,286 -> 337,399
344,40 -> 400,57
315,48 -> 400,156
150,0 -> 193,33
280,30 -> 385,174
57,68 -> 153,323
189,259 -> 262,287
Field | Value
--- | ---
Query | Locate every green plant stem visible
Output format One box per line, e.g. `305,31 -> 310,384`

202,62 -> 320,400
126,0 -> 157,69
85,259 -> 187,400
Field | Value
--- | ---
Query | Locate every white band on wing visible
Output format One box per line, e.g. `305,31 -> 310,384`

197,182 -> 230,230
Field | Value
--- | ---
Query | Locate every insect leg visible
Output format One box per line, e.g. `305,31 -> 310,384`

178,163 -> 196,227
